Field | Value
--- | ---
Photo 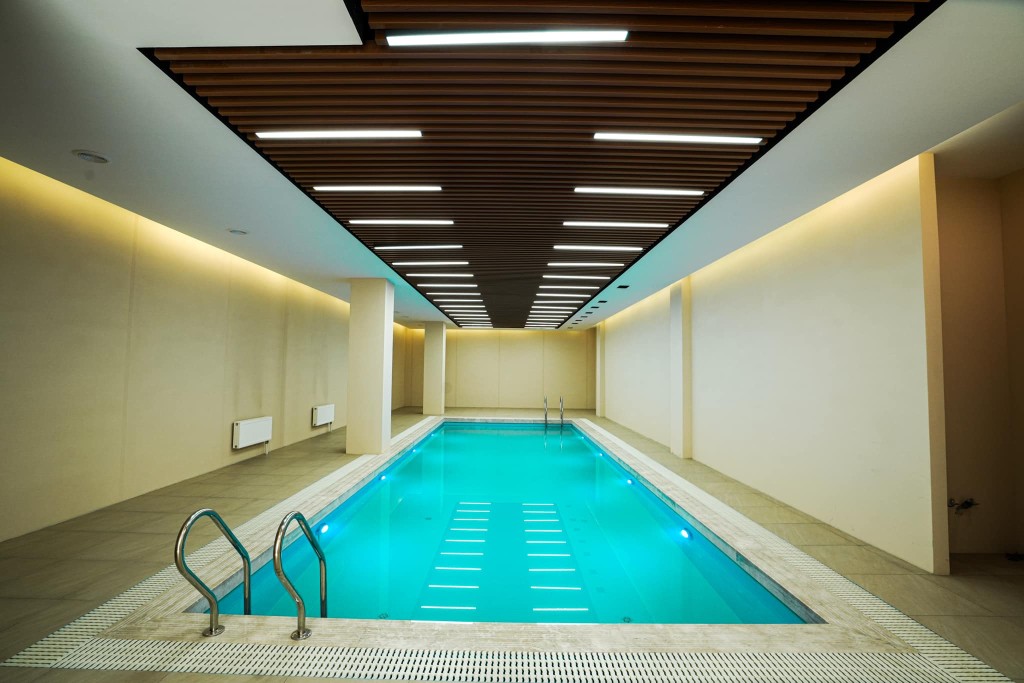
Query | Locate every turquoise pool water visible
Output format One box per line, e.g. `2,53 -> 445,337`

219,423 -> 804,624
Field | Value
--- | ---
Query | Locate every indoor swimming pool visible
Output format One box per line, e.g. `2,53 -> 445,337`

219,422 -> 806,624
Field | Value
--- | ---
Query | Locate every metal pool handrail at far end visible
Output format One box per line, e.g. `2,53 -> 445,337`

273,511 -> 328,640
173,508 -> 251,637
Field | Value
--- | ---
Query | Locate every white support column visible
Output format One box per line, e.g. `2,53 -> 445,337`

423,321 -> 446,415
346,279 -> 394,455
669,279 -> 694,458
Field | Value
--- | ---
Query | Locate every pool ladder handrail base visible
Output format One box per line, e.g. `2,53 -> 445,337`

273,511 -> 328,640
559,396 -> 564,430
174,508 -> 251,637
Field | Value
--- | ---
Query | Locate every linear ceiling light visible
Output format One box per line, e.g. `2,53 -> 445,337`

432,298 -> 483,302
407,273 -> 473,278
353,219 -> 453,226
256,130 -> 421,139
387,29 -> 628,47
539,285 -> 599,290
417,283 -> 476,288
554,245 -> 643,252
534,301 -> 582,305
574,186 -> 703,197
529,316 -> 568,320
423,291 -> 479,296
543,275 -> 610,281
315,185 -> 442,192
536,293 -> 587,298
375,244 -> 461,251
548,262 -> 624,267
594,132 -> 762,145
532,306 -> 577,311
392,261 -> 469,266
564,221 -> 668,228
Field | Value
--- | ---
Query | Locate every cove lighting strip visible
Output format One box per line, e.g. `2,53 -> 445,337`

256,130 -> 421,139
387,29 -> 628,47
595,132 -> 762,145
575,186 -> 703,197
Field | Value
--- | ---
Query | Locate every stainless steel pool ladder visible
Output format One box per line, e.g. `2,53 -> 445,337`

174,508 -> 251,637
559,396 -> 564,430
543,395 -> 548,430
273,511 -> 328,640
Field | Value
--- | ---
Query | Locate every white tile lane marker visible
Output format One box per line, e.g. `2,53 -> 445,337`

523,510 -> 557,514
453,518 -> 489,521
420,605 -> 476,610
450,528 -> 488,532
441,552 -> 483,556
523,519 -> 560,523
528,553 -> 570,557
458,502 -> 490,505
529,568 -> 576,572
531,586 -> 582,590
435,566 -> 482,571
533,607 -> 589,612
525,529 -> 563,533
522,503 -> 555,506
526,540 -> 566,544
428,585 -> 479,589
445,539 -> 485,543
456,509 -> 490,513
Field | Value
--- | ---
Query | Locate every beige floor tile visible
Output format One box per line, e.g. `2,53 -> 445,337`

923,574 -> 1024,616
761,523 -> 855,546
915,615 -> 1024,679
0,667 -> 49,682
802,545 -> 924,575
0,598 -> 95,660
159,674 -> 295,682
32,669 -> 169,682
733,505 -> 816,525
0,558 -> 167,601
848,574 -> 993,616
950,554 -> 1024,576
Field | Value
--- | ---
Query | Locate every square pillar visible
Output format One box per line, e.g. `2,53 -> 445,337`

423,321 -> 447,415
346,279 -> 394,454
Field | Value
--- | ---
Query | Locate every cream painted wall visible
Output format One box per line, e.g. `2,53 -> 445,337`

0,157 -> 349,542
999,168 -> 1024,549
444,329 -> 595,409
598,157 -> 949,572
935,175 -> 1015,552
392,324 -> 407,409
602,288 -> 673,447
405,328 -> 424,408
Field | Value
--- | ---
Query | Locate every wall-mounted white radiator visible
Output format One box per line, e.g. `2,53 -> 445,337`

232,416 -> 273,449
312,403 -> 335,428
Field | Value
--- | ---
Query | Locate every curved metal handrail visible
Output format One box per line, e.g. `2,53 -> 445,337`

544,396 -> 548,430
273,511 -> 328,640
559,396 -> 564,430
174,508 -> 251,637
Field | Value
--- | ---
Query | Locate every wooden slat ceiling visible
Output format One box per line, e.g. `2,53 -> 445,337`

153,0 -> 941,329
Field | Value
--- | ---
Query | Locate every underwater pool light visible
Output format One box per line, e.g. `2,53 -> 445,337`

680,529 -> 691,539
320,524 -> 329,534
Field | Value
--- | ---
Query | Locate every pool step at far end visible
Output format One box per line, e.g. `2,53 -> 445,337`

417,501 -> 593,620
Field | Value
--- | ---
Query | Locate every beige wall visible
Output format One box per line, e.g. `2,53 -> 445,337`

391,325 -> 423,409
444,329 -> 595,409
600,157 -> 949,572
1000,168 -> 1024,549
935,175 -> 1015,552
0,157 -> 349,542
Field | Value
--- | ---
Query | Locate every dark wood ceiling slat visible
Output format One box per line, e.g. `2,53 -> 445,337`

154,0 -> 934,326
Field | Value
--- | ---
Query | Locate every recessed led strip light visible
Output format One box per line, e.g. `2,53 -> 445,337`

564,221 -> 668,228
594,132 -> 763,145
392,261 -> 468,266
539,285 -> 599,290
407,273 -> 473,278
548,262 -> 624,268
441,305 -> 485,309
543,275 -> 610,281
355,219 -> 454,226
387,29 -> 628,47
375,244 -> 462,251
536,293 -> 587,298
256,130 -> 422,139
425,291 -> 479,296
575,186 -> 703,197
315,185 -> 442,192
554,245 -> 643,252
533,306 -> 577,311
416,283 -> 477,288
433,299 -> 483,303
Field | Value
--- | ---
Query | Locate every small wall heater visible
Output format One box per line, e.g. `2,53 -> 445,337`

232,416 -> 273,450
312,403 -> 335,428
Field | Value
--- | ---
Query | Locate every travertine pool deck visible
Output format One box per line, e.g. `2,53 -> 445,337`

1,407 -> 1022,682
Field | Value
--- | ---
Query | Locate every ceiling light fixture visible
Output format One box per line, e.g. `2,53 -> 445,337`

548,262 -> 624,268
543,275 -> 610,281
375,244 -> 462,251
256,130 -> 422,139
392,261 -> 469,266
574,186 -> 703,197
594,132 -> 762,145
534,301 -> 582,305
532,306 -> 577,311
315,185 -> 442,192
407,273 -> 473,278
554,245 -> 643,252
423,291 -> 480,296
353,219 -> 454,226
432,298 -> 483,302
536,293 -> 587,298
564,221 -> 668,228
387,29 -> 628,47
539,285 -> 600,290
417,283 -> 476,288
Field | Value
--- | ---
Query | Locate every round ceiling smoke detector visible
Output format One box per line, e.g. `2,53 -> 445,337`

72,149 -> 110,164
